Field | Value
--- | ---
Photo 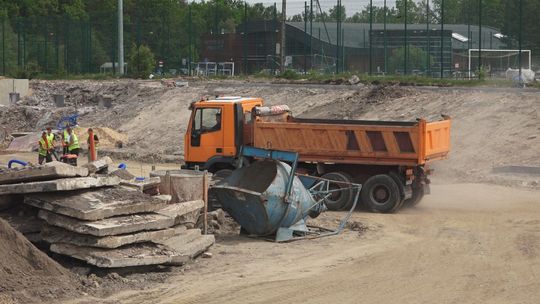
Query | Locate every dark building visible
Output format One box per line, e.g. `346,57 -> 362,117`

201,21 -> 508,76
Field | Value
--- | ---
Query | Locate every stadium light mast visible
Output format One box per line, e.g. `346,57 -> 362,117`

281,0 -> 286,72
118,0 -> 124,75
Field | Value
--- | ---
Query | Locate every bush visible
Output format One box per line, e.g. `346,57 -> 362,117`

278,69 -> 300,80
9,63 -> 41,79
128,44 -> 155,79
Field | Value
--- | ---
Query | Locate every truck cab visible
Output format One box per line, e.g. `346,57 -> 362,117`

183,96 -> 263,172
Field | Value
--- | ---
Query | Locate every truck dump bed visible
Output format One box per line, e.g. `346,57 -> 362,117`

252,115 -> 451,166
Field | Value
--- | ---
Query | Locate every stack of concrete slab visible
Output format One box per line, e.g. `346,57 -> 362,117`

0,161 -> 214,269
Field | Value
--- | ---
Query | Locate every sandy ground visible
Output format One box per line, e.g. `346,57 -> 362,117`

53,181 -> 538,304
1,80 -> 539,303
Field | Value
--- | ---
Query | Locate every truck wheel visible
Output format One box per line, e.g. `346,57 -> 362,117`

404,183 -> 425,207
361,174 -> 402,213
321,172 -> 353,211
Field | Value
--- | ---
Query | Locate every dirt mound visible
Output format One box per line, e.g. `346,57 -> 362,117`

0,218 -> 80,303
74,127 -> 128,149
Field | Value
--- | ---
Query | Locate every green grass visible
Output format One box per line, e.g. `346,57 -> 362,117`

34,73 -> 118,80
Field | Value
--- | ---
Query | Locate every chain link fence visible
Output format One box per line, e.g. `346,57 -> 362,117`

0,1 -> 536,79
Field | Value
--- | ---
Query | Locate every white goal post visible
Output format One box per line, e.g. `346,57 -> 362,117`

468,49 -> 531,78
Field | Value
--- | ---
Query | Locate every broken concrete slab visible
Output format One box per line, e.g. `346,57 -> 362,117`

154,228 -> 201,249
120,177 -> 161,192
109,169 -> 135,181
50,242 -> 185,268
156,200 -> 204,225
84,156 -> 113,174
0,176 -> 120,195
25,187 -> 168,221
41,225 -> 176,249
173,234 -> 215,260
5,132 -> 40,152
38,210 -> 175,237
0,161 -> 89,185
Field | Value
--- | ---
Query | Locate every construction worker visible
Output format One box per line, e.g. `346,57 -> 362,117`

67,127 -> 80,166
38,131 -> 53,165
62,128 -> 70,155
46,127 -> 59,161
87,128 -> 100,162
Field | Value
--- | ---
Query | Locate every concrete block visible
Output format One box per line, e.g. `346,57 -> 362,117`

50,242 -> 187,268
150,170 -> 206,203
85,157 -> 113,174
41,225 -> 176,249
38,210 -> 175,237
154,228 -> 201,249
25,187 -> 168,220
0,79 -> 29,106
0,176 -> 120,195
0,161 -> 89,185
156,200 -> 204,225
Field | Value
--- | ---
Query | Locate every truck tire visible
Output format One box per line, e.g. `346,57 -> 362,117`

361,174 -> 402,213
321,172 -> 354,211
404,183 -> 425,207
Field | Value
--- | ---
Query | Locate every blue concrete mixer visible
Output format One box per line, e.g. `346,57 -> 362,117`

210,146 -> 360,242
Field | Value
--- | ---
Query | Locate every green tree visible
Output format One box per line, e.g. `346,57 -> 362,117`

388,46 -> 434,74
128,44 -> 155,78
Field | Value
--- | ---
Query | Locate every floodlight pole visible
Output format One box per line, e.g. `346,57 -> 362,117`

518,0 -> 522,83
478,0 -> 482,77
118,0 -> 124,75
281,0 -> 286,72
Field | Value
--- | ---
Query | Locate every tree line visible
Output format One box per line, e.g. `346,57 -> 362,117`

0,0 -> 537,77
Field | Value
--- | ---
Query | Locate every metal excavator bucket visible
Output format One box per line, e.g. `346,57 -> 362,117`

211,159 -> 324,241
210,146 -> 361,242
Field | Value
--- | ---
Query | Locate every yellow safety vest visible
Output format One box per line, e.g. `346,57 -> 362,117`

68,133 -> 80,151
62,129 -> 69,147
47,133 -> 55,147
38,138 -> 49,156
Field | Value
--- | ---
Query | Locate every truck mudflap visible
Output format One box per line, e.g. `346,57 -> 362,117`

404,184 -> 413,200
423,183 -> 431,195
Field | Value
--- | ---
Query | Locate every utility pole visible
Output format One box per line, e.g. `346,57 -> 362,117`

118,0 -> 124,75
280,0 -> 286,73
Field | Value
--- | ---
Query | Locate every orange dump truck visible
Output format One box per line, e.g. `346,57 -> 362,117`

183,96 -> 451,213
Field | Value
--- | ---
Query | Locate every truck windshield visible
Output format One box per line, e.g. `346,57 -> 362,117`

193,108 -> 222,133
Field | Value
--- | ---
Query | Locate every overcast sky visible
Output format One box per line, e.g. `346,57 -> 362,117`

244,0 -> 401,16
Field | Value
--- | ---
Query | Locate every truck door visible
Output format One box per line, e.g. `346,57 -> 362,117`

187,106 -> 224,163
